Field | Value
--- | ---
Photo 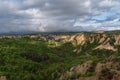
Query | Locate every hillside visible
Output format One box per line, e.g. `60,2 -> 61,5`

0,32 -> 120,80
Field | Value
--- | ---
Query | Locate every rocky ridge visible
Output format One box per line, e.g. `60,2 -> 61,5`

51,33 -> 120,52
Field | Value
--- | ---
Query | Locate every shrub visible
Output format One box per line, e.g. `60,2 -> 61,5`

21,50 -> 49,62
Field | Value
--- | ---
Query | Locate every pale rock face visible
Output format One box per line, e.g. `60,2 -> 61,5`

76,34 -> 86,45
69,34 -> 86,45
94,43 -> 117,51
98,34 -> 107,43
114,35 -> 120,45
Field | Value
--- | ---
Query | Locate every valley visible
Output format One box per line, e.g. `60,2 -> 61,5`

0,32 -> 120,80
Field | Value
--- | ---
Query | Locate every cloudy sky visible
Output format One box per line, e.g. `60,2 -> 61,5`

0,0 -> 120,33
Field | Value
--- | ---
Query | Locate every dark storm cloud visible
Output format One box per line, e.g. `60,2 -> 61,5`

0,0 -> 120,33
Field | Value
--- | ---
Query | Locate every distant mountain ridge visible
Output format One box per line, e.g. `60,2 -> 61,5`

0,30 -> 120,35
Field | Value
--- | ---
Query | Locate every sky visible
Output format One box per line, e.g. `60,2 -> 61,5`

0,0 -> 120,33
